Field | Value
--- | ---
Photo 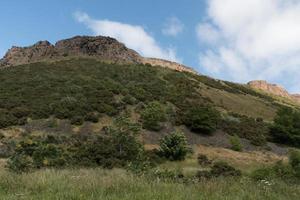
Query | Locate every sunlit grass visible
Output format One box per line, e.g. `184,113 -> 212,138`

0,167 -> 299,200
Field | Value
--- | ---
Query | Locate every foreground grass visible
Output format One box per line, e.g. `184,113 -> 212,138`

0,168 -> 299,200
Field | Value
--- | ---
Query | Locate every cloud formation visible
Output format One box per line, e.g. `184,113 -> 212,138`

197,0 -> 300,93
162,17 -> 184,37
74,12 -> 179,62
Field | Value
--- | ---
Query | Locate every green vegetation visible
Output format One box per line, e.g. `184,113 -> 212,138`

220,115 -> 269,146
8,117 -> 144,172
159,131 -> 189,161
250,150 -> 300,182
270,107 -> 300,147
141,101 -> 166,131
229,135 -> 243,151
183,106 -> 220,134
0,168 -> 299,200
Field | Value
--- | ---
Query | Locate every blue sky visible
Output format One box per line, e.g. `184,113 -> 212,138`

1,0 -> 300,93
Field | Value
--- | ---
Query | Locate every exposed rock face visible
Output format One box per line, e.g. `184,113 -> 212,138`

142,58 -> 197,74
292,94 -> 300,103
248,80 -> 300,103
0,41 -> 56,67
0,36 -> 141,67
248,80 -> 290,98
0,35 -> 197,74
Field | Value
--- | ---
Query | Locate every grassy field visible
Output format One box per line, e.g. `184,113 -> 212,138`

0,167 -> 299,200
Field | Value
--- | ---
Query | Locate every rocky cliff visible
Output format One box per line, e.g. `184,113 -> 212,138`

0,36 -> 197,74
248,80 -> 300,103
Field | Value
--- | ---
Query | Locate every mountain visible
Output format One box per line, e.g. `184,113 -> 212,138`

0,36 -> 196,74
0,35 -> 299,155
248,80 -> 300,103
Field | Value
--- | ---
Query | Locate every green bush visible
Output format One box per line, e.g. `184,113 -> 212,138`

270,107 -> 300,147
84,112 -> 99,123
220,115 -> 268,146
7,136 -> 66,172
184,106 -> 220,134
210,161 -> 241,177
197,154 -> 212,166
7,117 -> 145,172
289,150 -> 300,169
159,131 -> 189,161
141,101 -> 166,131
70,116 -> 84,125
229,135 -> 243,151
250,161 -> 295,181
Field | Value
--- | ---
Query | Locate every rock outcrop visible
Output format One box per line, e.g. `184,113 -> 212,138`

0,35 -> 197,74
292,94 -> 300,103
0,36 -> 141,67
142,58 -> 197,74
248,80 -> 300,103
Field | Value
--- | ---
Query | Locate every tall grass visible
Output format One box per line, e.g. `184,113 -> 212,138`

0,168 -> 299,200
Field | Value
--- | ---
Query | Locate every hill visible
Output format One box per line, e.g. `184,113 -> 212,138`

0,36 -> 300,199
0,36 -> 300,149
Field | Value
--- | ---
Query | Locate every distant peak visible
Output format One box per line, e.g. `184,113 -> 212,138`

248,80 -> 300,103
0,35 -> 197,74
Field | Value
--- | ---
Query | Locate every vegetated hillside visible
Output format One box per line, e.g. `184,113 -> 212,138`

0,58 -> 277,122
0,58 -> 294,146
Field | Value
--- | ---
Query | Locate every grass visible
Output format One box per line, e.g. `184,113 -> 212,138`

0,167 -> 299,200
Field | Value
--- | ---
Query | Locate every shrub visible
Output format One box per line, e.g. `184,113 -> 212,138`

7,136 -> 66,172
220,115 -> 268,146
210,161 -> 241,177
184,106 -> 220,134
289,150 -> 300,169
229,135 -> 243,151
70,116 -> 84,125
141,101 -> 166,131
159,131 -> 189,161
84,112 -> 99,123
8,117 -> 145,172
270,107 -> 300,147
197,154 -> 211,166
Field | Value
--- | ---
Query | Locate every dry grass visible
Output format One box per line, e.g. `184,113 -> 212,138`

200,87 -> 277,121
193,145 -> 287,171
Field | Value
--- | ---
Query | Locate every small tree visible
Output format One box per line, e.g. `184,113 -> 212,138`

141,101 -> 166,131
159,131 -> 189,161
184,106 -> 220,134
229,135 -> 243,151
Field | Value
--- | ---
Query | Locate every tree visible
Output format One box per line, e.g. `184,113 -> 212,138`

141,101 -> 166,131
270,107 -> 300,147
159,131 -> 189,161
184,106 -> 220,134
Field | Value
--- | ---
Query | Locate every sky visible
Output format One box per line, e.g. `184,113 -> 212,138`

1,0 -> 300,93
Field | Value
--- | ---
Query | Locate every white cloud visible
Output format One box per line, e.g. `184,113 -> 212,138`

74,12 -> 180,62
162,17 -> 184,37
198,0 -> 300,93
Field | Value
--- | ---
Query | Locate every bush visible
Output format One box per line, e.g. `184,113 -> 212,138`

197,154 -> 211,166
184,106 -> 220,134
220,115 -> 268,146
84,112 -> 99,123
7,117 -> 145,172
141,101 -> 166,131
229,135 -> 243,151
70,116 -> 84,125
289,150 -> 300,169
270,107 -> 300,147
250,161 -> 295,181
159,131 -> 189,161
210,161 -> 241,177
7,136 -> 66,172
